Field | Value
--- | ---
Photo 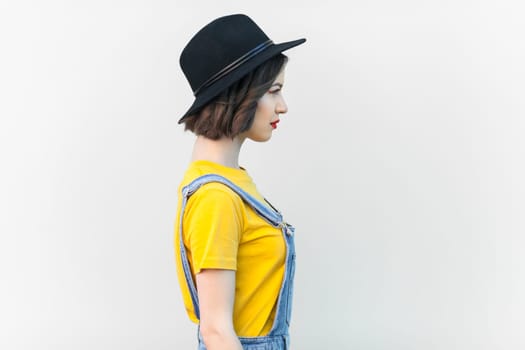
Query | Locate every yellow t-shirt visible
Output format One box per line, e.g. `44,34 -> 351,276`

174,160 -> 286,337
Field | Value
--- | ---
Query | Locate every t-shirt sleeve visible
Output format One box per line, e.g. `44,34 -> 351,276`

183,184 -> 244,274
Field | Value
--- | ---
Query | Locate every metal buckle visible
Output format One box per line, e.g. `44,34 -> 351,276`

280,222 -> 294,236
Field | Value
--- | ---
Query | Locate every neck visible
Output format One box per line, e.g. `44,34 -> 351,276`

190,135 -> 246,169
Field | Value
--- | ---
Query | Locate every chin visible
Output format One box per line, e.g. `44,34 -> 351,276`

248,133 -> 272,142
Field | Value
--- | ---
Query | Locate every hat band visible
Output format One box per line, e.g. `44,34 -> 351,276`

193,39 -> 274,96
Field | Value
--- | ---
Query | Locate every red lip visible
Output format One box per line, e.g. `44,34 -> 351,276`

270,119 -> 280,129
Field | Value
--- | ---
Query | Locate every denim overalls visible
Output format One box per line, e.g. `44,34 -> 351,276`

178,174 -> 296,350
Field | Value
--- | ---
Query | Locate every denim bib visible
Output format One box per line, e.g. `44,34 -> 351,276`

178,174 -> 296,350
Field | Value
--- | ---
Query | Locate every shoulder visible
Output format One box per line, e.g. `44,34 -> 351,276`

185,182 -> 245,215
183,182 -> 246,241
188,181 -> 242,200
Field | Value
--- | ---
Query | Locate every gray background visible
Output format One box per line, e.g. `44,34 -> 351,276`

1,0 -> 524,349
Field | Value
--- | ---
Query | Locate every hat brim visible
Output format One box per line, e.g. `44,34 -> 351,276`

177,38 -> 306,124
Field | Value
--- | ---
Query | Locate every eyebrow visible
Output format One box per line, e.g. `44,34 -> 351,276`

272,83 -> 283,88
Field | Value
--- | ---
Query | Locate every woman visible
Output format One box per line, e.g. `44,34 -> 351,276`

174,14 -> 306,350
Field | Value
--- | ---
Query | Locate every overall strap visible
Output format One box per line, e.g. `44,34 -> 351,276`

178,174 -> 284,320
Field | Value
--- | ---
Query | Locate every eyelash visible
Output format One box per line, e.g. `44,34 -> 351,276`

270,89 -> 281,94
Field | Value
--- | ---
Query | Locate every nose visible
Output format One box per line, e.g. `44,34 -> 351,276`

276,95 -> 288,115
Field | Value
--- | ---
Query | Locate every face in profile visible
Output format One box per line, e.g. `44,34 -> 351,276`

242,68 -> 288,142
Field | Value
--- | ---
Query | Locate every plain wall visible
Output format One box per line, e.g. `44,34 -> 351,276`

1,0 -> 524,349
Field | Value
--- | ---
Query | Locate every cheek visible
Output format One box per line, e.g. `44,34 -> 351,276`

256,96 -> 274,117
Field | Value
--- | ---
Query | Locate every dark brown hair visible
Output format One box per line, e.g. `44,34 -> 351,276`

183,53 -> 289,140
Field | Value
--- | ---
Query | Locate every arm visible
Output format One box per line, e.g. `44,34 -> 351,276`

196,269 -> 242,350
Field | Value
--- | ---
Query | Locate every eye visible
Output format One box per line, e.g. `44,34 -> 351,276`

269,89 -> 281,95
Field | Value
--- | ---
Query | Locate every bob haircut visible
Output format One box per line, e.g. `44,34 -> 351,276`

182,53 -> 289,140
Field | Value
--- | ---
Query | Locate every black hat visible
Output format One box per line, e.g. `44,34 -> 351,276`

178,14 -> 306,124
